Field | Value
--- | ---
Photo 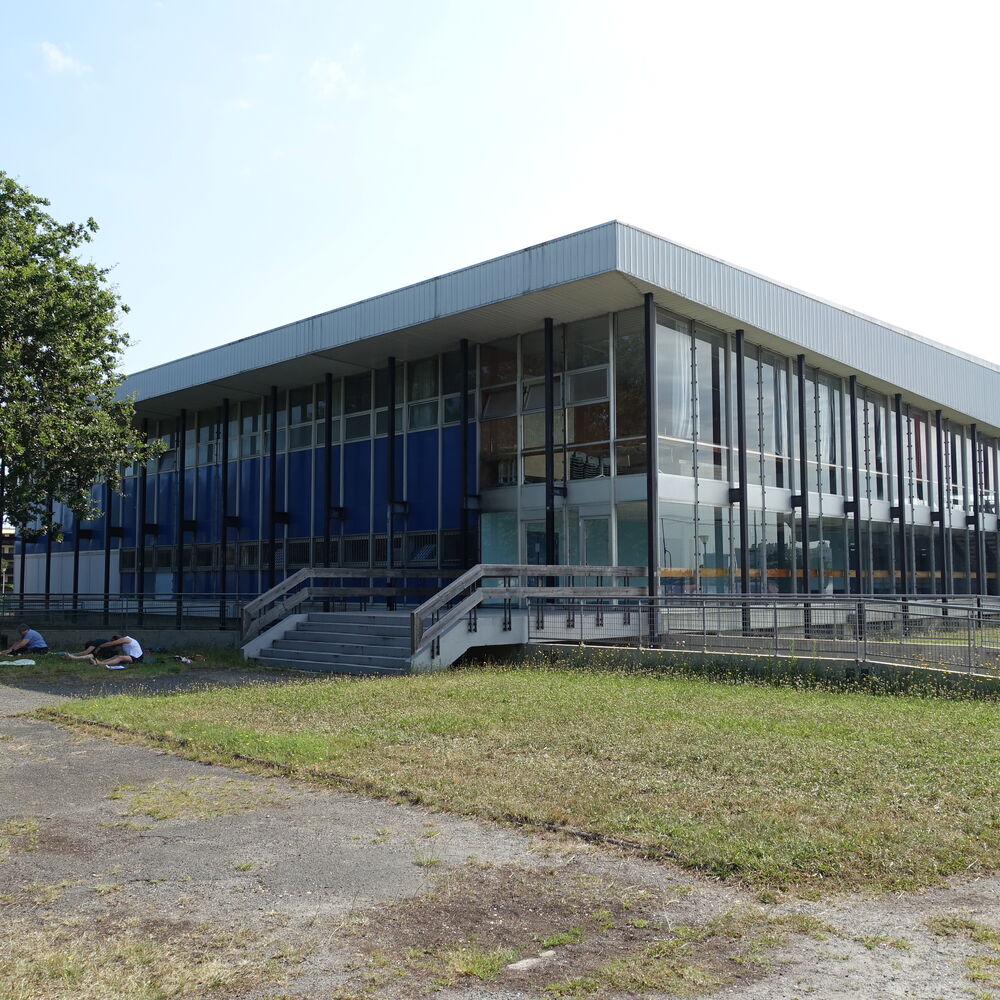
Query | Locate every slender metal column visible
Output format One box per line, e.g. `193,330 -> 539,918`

219,400 -> 230,605
386,358 -> 397,579
935,411 -> 949,594
324,375 -> 333,567
44,494 -> 53,606
72,518 -> 81,608
893,394 -> 909,593
268,387 -> 278,590
643,293 -> 659,603
796,356 -> 810,593
971,424 -> 984,595
459,338 -> 471,569
848,377 -> 863,594
19,528 -> 26,606
175,411 -> 187,613
103,479 -> 112,622
544,319 -> 556,570
137,419 -> 148,611
733,330 -> 749,594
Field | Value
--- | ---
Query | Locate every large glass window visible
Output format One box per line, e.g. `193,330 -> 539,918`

480,337 -> 517,387
760,352 -> 789,489
614,307 -> 646,474
694,329 -> 727,481
657,311 -> 693,475
564,316 -> 609,371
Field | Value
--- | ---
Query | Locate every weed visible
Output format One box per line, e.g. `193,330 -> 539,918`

541,927 -> 585,948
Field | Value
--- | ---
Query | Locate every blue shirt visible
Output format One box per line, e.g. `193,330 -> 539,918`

21,629 -> 46,649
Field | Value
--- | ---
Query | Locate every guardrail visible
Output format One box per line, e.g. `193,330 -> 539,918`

241,568 -> 460,641
409,565 -> 648,658
525,594 -> 1000,676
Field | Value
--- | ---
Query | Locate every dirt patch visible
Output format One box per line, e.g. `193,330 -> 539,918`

344,861 -> 804,998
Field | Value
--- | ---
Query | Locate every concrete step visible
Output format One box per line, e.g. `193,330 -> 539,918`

285,629 -> 410,647
259,647 -> 409,669
256,655 -> 406,676
306,612 -> 412,625
274,639 -> 409,657
297,621 -> 410,637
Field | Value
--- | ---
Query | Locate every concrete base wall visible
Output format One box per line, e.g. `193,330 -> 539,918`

0,624 -> 240,653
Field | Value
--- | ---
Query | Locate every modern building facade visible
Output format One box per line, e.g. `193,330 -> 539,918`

12,222 -> 1000,600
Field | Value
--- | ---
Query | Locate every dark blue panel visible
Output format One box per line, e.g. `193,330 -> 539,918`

239,458 -> 260,539
157,472 -> 176,546
121,477 -> 138,547
288,451 -> 313,536
238,571 -> 257,595
311,445 -> 341,540
196,466 -> 216,543
441,425 -> 463,530
406,430 -> 439,530
343,441 -> 371,534
120,572 -> 135,591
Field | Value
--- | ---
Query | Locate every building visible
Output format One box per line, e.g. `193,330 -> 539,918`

11,222 -> 1000,601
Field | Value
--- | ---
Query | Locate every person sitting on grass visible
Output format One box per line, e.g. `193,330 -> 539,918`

2,625 -> 49,657
63,638 -> 112,660
82,635 -> 144,669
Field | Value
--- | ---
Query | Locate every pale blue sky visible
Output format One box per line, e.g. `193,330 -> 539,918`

4,0 -> 998,374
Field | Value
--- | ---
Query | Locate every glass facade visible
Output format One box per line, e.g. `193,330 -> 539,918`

18,302 -> 1000,600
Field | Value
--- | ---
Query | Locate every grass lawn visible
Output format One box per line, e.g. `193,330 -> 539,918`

43,663 -> 1000,895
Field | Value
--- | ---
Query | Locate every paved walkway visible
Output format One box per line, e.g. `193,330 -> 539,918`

1,676 -> 997,999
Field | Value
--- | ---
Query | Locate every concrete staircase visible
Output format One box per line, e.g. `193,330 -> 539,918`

253,611 -> 412,675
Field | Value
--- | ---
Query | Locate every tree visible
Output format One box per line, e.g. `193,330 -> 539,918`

0,171 -> 155,536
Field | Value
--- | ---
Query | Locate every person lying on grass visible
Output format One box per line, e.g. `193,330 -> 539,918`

2,625 -> 49,657
80,635 -> 144,669
63,638 -> 112,660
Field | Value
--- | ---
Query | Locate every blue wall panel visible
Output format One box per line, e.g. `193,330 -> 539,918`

121,479 -> 138,547
238,458 -> 260,538
440,426 -> 462,530
156,473 -> 175,546
406,430 -> 438,530
343,441 -> 371,534
196,466 -> 216,542
288,451 -> 313,536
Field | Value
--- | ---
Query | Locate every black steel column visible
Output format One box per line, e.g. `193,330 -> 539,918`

971,424 -> 984,595
19,528 -> 26,607
137,419 -> 148,612
323,375 -> 333,567
268,387 -> 278,591
796,355 -> 810,594
386,359 -> 397,593
460,338 -> 471,570
103,479 -> 112,622
544,319 -> 556,571
44,494 -> 53,606
175,410 -> 187,614
643,293 -> 659,603
935,411 -> 949,594
733,330 -> 749,594
219,400 -> 230,607
848,377 -> 863,594
893,394 -> 909,594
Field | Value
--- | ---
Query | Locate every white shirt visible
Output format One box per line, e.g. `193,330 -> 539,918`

120,636 -> 143,658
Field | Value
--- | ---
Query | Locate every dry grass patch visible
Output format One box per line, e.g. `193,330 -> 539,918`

928,915 -> 1000,995
0,915 -> 295,1000
107,775 -> 285,822
0,817 -> 40,863
341,861 -> 820,998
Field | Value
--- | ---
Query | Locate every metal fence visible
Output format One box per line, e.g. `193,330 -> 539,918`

0,592 -> 251,632
525,594 -> 1000,676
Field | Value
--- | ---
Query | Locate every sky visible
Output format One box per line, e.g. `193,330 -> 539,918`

3,0 -> 999,375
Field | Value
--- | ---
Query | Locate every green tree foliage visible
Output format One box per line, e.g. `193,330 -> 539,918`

0,171 -> 155,535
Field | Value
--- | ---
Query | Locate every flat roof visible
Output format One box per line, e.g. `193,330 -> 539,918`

122,222 -> 1000,433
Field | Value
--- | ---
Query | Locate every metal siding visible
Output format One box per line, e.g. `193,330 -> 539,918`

238,458 -> 259,538
440,425 -> 462,530
616,223 -> 1000,426
287,451 -> 312,536
342,441 -> 371,535
156,473 -> 175,546
123,224 -> 619,402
